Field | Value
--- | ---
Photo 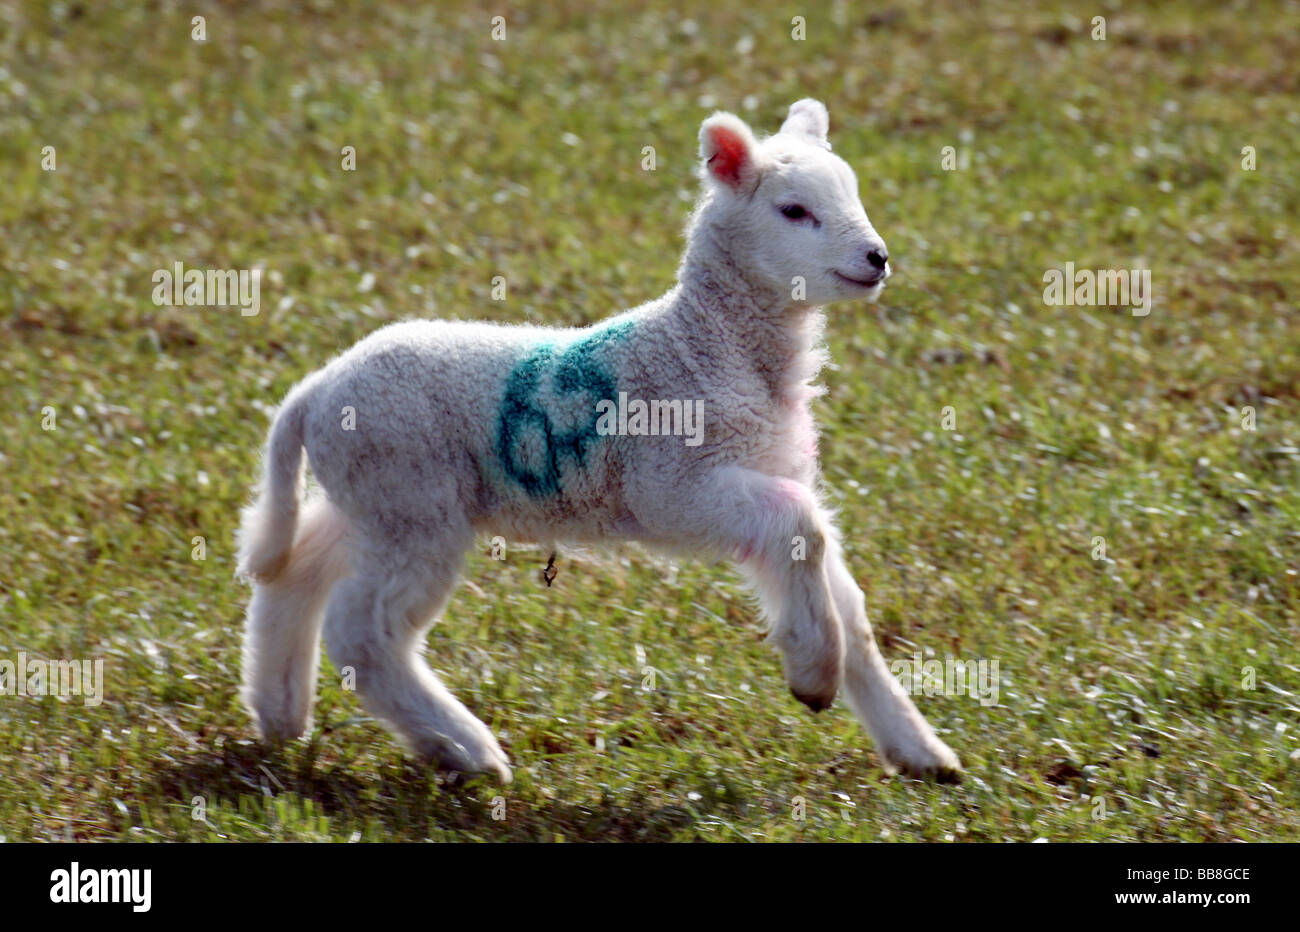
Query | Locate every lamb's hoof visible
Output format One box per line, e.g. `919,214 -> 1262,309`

902,759 -> 963,784
437,760 -> 515,786
249,702 -> 311,746
881,739 -> 963,783
430,753 -> 514,786
419,737 -> 513,785
791,687 -> 834,713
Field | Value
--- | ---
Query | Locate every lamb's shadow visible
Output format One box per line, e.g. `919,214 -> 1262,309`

149,739 -> 704,841
149,739 -> 374,822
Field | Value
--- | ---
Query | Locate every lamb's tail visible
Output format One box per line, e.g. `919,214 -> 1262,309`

237,393 -> 310,583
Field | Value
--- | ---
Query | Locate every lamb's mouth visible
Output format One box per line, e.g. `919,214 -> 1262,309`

833,270 -> 885,288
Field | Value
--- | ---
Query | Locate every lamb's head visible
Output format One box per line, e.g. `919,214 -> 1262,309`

696,99 -> 890,306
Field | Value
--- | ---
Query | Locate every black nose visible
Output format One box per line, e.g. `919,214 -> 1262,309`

867,249 -> 888,270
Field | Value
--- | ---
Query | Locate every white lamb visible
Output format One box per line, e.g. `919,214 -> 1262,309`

236,99 -> 961,783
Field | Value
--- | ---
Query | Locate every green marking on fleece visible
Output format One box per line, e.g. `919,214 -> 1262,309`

496,320 -> 634,497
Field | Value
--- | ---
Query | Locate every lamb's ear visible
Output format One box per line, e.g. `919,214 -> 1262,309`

780,98 -> 831,150
699,112 -> 762,193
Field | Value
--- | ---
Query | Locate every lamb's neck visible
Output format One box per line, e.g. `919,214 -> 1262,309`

666,244 -> 825,402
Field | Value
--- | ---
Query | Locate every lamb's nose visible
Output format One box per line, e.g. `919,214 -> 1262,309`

867,248 -> 889,270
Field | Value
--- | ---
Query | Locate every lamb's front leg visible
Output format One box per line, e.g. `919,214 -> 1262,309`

646,467 -> 845,710
823,533 -> 962,780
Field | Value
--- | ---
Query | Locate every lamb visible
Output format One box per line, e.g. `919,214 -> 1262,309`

236,99 -> 962,783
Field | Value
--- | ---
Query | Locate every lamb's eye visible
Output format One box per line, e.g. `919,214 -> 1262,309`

780,204 -> 809,221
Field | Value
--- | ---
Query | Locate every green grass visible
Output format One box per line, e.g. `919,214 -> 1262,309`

1,0 -> 1297,841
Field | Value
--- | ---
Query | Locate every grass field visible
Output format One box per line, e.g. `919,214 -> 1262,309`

1,0 -> 1297,842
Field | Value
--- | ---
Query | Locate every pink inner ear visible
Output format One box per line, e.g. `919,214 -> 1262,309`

706,125 -> 750,188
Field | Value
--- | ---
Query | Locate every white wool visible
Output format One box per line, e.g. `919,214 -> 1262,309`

235,100 -> 960,782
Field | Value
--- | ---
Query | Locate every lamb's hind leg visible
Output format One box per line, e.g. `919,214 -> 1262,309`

321,532 -> 511,782
242,497 -> 351,742
823,531 -> 961,780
